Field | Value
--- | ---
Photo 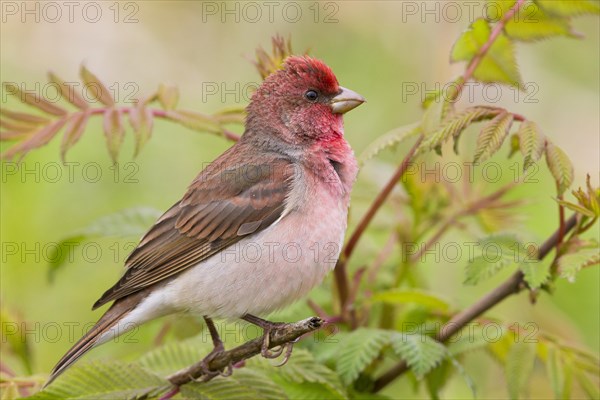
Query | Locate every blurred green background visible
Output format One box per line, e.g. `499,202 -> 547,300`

1,1 -> 598,398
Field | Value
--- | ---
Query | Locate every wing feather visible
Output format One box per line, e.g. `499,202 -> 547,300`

93,152 -> 295,310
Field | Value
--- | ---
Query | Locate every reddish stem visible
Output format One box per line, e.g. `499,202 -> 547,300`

557,196 -> 566,250
451,0 -> 527,101
90,106 -> 240,141
334,135 -> 423,319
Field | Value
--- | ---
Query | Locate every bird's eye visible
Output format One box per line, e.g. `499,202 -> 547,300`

305,90 -> 319,102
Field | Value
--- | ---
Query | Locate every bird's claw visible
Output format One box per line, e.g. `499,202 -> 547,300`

194,344 -> 232,382
260,325 -> 298,364
242,315 -> 299,365
273,339 -> 297,367
259,323 -> 287,359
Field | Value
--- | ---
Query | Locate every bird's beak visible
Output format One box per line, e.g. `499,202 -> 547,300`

330,87 -> 366,114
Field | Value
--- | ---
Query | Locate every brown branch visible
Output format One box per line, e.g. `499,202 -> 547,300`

167,317 -> 322,387
334,135 -> 423,319
372,214 -> 578,392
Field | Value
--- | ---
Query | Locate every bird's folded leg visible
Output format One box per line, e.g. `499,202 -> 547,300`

195,316 -> 233,381
242,314 -> 292,360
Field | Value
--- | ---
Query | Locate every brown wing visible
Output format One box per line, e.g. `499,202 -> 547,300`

93,154 -> 295,309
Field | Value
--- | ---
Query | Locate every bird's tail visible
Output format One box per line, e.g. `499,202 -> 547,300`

44,294 -> 143,388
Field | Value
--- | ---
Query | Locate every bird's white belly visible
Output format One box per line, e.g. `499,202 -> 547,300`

147,194 -> 347,320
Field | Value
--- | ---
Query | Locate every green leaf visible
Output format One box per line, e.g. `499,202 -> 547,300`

254,349 -> 347,399
508,133 -> 520,158
505,342 -> 537,399
80,65 -> 115,106
506,1 -> 577,41
60,111 -> 90,162
392,333 -> 447,378
545,141 -> 574,195
451,18 -> 523,88
465,233 -> 526,285
274,381 -> 344,400
47,207 -> 161,282
449,356 -> 477,399
138,336 -> 211,376
336,328 -> 391,385
556,199 -> 597,218
419,106 -> 501,154
48,71 -> 89,109
1,117 -> 68,161
519,259 -> 550,289
30,360 -> 167,399
546,345 -> 566,399
129,104 -> 154,157
557,245 -> 600,282
464,254 -> 515,285
536,0 -> 600,17
359,123 -> 421,164
574,369 -> 600,399
166,110 -> 222,134
102,108 -> 125,163
473,112 -> 514,163
517,120 -> 546,171
181,369 -> 287,400
157,84 -> 179,111
370,289 -> 450,311
1,381 -> 20,400
2,82 -> 68,116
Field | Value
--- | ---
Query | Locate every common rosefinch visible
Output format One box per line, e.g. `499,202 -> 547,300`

46,56 -> 364,385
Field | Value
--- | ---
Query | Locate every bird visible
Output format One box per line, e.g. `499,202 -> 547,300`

45,55 -> 365,386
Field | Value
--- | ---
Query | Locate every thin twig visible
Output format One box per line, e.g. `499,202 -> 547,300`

166,317 -> 322,387
334,135 -> 423,319
307,299 -> 329,320
372,214 -> 578,392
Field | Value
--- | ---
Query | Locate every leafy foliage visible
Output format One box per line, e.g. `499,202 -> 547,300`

505,342 -> 537,399
473,111 -> 514,163
1,72 -> 243,162
359,123 -> 421,164
26,361 -> 168,400
536,0 -> 600,17
391,334 -> 447,379
336,328 -> 391,385
517,120 -> 545,172
545,142 -> 574,196
519,259 -> 551,289
557,241 -> 600,282
557,174 -> 600,218
504,0 -> 578,41
451,18 -> 523,88
419,106 -> 501,154
464,234 -> 523,285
